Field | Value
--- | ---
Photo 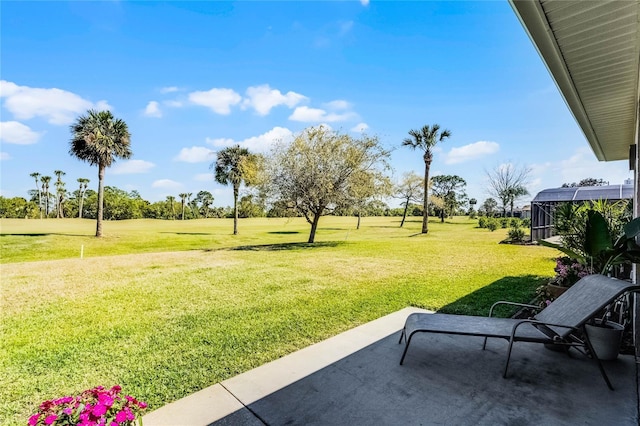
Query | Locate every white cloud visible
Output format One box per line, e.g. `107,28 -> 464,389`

289,106 -> 356,123
0,80 -> 109,125
242,84 -> 307,115
206,126 -> 293,153
174,146 -> 215,163
152,179 -> 183,190
163,100 -> 183,108
0,121 -> 43,144
194,173 -> 213,182
143,101 -> 162,118
111,159 -> 155,175
324,100 -> 350,110
351,122 -> 369,133
444,141 -> 500,164
188,88 -> 242,115
360,0 -> 370,5
160,86 -> 179,94
0,152 -> 10,161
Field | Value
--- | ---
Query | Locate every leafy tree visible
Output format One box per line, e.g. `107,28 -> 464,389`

561,178 -> 609,188
431,175 -> 467,221
238,194 -> 266,218
268,126 -> 390,243
69,109 -> 132,237
481,198 -> 498,217
212,145 -> 260,235
166,195 -> 177,219
54,170 -> 66,218
394,172 -> 424,228
486,163 -> 530,217
194,190 -> 215,218
30,172 -> 42,219
40,175 -> 52,217
402,124 -> 451,234
77,178 -> 90,218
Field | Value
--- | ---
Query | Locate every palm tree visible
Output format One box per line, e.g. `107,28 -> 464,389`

186,192 -> 193,219
69,109 -> 132,237
402,124 -> 451,234
506,186 -> 529,217
212,145 -> 256,235
30,172 -> 42,219
179,193 -> 188,220
54,170 -> 66,218
166,195 -> 176,219
40,176 -> 52,217
77,178 -> 90,218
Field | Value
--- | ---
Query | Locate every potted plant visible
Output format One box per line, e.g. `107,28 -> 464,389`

539,209 -> 640,359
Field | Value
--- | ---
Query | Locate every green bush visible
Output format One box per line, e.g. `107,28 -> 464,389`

486,219 -> 498,232
509,218 -> 521,228
478,216 -> 487,228
508,226 -> 526,243
521,218 -> 531,228
500,218 -> 509,228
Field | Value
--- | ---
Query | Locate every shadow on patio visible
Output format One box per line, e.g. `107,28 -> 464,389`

144,308 -> 638,425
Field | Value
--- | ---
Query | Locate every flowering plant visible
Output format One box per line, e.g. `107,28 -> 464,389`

549,256 -> 591,287
28,385 -> 147,426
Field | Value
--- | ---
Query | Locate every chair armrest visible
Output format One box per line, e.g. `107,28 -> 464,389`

489,301 -> 542,318
510,319 -> 578,341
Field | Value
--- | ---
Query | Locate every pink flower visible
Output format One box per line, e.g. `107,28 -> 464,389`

92,403 -> 107,417
28,414 -> 40,426
115,410 -> 128,423
138,401 -> 148,409
63,407 -> 73,415
44,414 -> 58,425
98,393 -> 114,408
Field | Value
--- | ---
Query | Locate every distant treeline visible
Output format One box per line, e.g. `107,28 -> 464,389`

0,186 -> 434,220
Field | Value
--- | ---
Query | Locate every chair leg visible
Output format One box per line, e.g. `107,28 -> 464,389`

583,328 -> 614,390
399,334 -> 413,365
398,328 -> 406,344
482,337 -> 488,350
503,338 -> 515,378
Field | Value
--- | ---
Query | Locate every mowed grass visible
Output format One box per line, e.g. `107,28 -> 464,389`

0,216 -> 555,424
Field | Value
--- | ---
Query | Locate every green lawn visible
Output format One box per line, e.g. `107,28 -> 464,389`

0,216 -> 554,424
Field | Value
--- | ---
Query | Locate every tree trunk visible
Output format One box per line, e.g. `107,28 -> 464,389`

400,200 -> 408,228
233,184 -> 239,235
182,202 -> 186,220
96,164 -> 105,237
308,213 -> 321,243
422,159 -> 430,234
78,192 -> 84,219
356,212 -> 361,230
440,209 -> 445,223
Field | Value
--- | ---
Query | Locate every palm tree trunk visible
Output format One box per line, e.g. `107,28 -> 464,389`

233,185 -> 239,235
357,212 -> 361,230
422,160 -> 430,234
308,213 -> 321,243
79,193 -> 84,219
96,163 -> 105,237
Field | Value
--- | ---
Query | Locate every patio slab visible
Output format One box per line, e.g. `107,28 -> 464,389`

144,307 -> 639,425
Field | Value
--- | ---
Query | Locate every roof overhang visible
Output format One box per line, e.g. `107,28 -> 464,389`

509,0 -> 640,161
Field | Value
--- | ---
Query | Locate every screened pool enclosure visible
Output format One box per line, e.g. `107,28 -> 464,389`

530,184 -> 633,241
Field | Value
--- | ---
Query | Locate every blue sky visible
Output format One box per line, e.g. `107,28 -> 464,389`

0,0 -> 631,208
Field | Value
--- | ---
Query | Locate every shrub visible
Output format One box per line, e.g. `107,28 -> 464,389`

500,218 -> 509,228
478,216 -> 487,228
507,226 -> 526,243
509,218 -> 521,228
521,218 -> 531,228
486,219 -> 498,232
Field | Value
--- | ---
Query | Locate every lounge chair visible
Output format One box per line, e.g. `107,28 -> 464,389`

398,274 -> 639,390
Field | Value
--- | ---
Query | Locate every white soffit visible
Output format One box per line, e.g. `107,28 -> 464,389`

510,0 -> 640,161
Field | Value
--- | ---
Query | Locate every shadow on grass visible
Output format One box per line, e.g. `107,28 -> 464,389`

230,241 -> 345,251
435,275 -> 548,317
268,231 -> 300,235
0,233 -> 90,237
160,232 -> 214,235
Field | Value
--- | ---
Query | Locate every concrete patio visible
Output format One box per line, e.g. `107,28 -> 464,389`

143,307 -> 639,425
